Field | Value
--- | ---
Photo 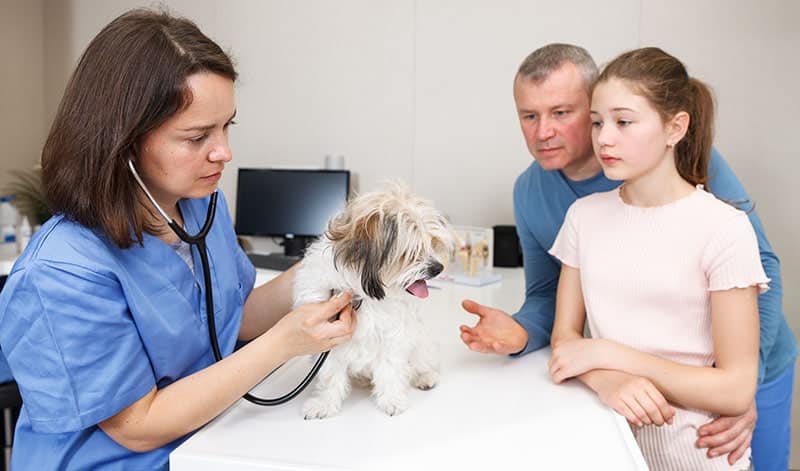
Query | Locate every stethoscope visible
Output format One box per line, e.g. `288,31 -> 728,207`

128,160 -> 330,406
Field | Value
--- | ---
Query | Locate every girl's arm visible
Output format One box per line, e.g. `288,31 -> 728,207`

549,264 -> 586,347
99,292 -> 356,452
551,286 -> 759,417
238,263 -> 301,341
549,265 -> 674,426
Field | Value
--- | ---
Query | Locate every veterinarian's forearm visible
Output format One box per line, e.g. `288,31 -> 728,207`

101,329 -> 290,451
239,264 -> 299,341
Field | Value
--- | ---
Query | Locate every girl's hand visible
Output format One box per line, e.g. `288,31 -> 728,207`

593,370 -> 675,427
271,292 -> 357,359
548,338 -> 604,383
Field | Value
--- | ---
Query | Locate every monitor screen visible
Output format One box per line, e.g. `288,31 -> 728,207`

234,168 -> 350,239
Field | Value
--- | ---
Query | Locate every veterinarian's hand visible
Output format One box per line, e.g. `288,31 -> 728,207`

273,291 -> 357,359
587,370 -> 675,428
459,299 -> 528,354
695,401 -> 756,464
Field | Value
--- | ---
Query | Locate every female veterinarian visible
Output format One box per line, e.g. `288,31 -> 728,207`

0,9 -> 356,470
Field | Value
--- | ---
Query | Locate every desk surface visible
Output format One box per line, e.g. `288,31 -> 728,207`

171,268 -> 647,470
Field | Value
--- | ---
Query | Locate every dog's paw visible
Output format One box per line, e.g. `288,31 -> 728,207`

375,395 -> 409,416
412,371 -> 438,390
302,397 -> 341,420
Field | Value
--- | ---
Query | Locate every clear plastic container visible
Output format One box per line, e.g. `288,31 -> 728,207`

0,195 -> 19,258
17,215 -> 32,253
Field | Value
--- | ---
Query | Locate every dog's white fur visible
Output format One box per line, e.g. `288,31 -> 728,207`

294,184 -> 454,419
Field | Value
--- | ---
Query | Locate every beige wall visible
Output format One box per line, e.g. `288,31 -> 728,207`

5,0 -> 799,465
0,0 -> 45,190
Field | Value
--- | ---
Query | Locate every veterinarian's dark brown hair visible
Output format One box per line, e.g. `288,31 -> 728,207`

42,8 -> 237,248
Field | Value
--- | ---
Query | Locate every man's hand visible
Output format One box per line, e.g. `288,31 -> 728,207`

459,299 -> 528,354
696,400 -> 756,465
584,369 -> 675,428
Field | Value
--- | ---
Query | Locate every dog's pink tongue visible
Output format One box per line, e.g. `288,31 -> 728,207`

406,280 -> 429,298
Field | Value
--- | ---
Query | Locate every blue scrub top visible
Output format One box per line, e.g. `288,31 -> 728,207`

0,191 -> 256,470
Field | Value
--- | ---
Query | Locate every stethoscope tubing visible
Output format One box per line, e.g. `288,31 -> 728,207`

128,160 -> 326,406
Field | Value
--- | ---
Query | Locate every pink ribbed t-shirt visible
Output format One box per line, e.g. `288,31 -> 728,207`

549,186 -> 769,471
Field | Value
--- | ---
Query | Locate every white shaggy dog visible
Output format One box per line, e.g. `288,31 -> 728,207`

294,184 -> 455,419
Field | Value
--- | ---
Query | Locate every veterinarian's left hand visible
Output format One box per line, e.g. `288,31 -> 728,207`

548,338 -> 606,383
271,292 -> 358,358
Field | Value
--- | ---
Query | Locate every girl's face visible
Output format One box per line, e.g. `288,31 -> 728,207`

138,72 -> 236,211
589,78 -> 676,183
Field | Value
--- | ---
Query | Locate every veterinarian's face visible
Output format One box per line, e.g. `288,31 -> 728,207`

137,72 -> 236,211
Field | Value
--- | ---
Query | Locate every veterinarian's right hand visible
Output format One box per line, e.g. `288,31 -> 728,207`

459,299 -> 528,355
273,292 -> 357,359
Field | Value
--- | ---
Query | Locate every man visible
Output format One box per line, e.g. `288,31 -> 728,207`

459,43 -> 796,470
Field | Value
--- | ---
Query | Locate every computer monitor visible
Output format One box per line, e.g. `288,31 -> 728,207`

234,168 -> 350,256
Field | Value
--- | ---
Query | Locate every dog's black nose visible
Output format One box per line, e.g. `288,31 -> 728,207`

426,261 -> 444,278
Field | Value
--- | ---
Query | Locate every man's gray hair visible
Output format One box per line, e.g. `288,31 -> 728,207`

516,43 -> 598,90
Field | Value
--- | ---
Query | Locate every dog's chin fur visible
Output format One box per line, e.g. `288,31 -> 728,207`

293,184 -> 454,419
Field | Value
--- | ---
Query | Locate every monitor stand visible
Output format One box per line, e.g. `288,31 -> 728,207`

282,236 -> 312,257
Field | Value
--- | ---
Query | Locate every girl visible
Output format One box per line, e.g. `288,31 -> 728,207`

547,47 -> 767,470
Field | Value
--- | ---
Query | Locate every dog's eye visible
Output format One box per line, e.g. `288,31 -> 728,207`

431,237 -> 447,254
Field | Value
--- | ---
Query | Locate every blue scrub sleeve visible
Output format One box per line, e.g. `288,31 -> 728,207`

2,260 -> 156,433
707,149 -> 783,383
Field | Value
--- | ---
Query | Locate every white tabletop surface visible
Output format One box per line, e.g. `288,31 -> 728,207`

171,267 -> 647,471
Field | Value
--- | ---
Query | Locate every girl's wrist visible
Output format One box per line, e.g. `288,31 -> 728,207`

595,339 -> 619,370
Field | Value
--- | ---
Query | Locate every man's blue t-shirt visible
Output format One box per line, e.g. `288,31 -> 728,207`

512,148 -> 797,384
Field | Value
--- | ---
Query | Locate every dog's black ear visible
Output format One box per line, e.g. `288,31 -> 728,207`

360,244 -> 385,300
360,215 -> 397,300
332,214 -> 397,300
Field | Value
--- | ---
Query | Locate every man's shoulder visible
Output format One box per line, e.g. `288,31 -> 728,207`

514,161 -> 562,194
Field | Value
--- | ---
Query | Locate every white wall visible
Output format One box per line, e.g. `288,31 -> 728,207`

21,0 -> 800,465
42,0 -> 798,314
639,0 -> 800,349
0,0 -> 45,189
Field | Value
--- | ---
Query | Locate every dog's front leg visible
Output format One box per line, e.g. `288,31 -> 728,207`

371,346 -> 413,416
410,334 -> 439,391
302,351 -> 351,419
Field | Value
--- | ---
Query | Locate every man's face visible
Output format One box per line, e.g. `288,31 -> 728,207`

513,62 -> 595,173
